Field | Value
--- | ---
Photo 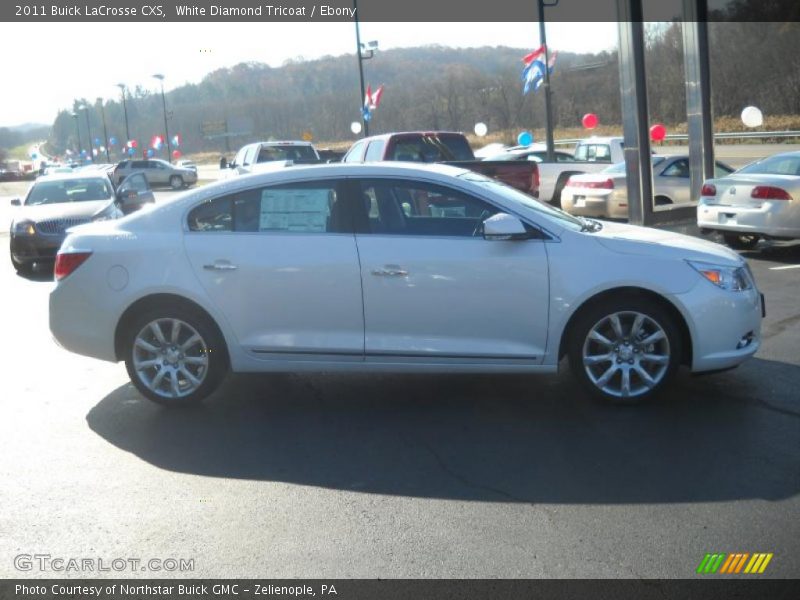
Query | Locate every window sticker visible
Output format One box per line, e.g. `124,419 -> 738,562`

259,188 -> 331,232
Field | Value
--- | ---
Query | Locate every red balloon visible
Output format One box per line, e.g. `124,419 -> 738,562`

582,113 -> 599,129
650,123 -> 667,142
130,139 -> 138,148
172,150 -> 182,159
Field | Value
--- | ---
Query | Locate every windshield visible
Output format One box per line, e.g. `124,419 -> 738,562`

391,135 -> 474,162
25,178 -> 114,205
736,154 -> 800,176
459,172 -> 585,231
604,156 -> 665,173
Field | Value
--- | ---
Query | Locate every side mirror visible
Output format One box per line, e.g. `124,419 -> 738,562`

219,158 -> 228,169
10,198 -> 21,206
483,213 -> 529,241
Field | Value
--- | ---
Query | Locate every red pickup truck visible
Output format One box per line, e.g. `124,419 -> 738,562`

341,131 -> 540,197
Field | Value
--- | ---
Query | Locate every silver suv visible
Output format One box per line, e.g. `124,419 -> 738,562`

113,159 -> 198,189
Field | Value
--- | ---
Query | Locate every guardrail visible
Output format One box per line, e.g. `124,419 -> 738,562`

555,130 -> 800,145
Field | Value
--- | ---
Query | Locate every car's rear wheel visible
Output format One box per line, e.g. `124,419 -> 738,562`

722,233 -> 759,250
654,195 -> 672,206
169,175 -> 184,190
568,297 -> 681,404
124,307 -> 228,407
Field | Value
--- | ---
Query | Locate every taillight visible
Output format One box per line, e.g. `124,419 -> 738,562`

570,179 -> 614,189
700,183 -> 716,196
532,165 -> 540,195
55,251 -> 92,280
751,186 -> 792,201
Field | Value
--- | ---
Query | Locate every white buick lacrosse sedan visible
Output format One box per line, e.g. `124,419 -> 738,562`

50,163 -> 763,406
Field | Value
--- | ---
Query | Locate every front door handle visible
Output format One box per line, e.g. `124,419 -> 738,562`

203,262 -> 238,271
371,265 -> 409,277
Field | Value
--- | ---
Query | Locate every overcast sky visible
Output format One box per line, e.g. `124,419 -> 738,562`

1,22 -> 617,127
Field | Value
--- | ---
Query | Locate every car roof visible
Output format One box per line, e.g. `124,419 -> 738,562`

33,171 -> 112,182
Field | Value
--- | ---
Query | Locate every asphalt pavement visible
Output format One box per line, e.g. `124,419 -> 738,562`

0,222 -> 798,578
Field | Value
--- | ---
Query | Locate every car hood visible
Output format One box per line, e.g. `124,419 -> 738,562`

14,199 -> 114,223
591,220 -> 742,266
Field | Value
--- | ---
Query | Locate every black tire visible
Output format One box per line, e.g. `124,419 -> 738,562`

551,175 -> 571,209
654,195 -> 672,206
722,233 -> 759,250
169,175 -> 184,190
567,295 -> 682,405
123,305 -> 229,407
10,246 -> 33,275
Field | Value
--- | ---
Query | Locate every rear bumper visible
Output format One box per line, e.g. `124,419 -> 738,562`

697,202 -> 800,239
561,189 -> 627,219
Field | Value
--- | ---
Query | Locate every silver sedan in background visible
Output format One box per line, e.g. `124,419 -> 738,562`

562,155 -> 734,219
698,151 -> 800,249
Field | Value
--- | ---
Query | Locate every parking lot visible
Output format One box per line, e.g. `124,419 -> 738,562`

1,186 -> 798,578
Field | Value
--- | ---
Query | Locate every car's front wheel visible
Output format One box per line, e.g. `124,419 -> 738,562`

568,296 -> 681,404
124,307 -> 228,406
722,233 -> 759,250
169,175 -> 184,190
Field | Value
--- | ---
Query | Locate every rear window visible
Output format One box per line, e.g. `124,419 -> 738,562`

256,145 -> 319,164
737,155 -> 800,176
26,178 -> 113,205
390,135 -> 474,162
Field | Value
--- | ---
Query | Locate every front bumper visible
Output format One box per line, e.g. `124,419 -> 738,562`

10,232 -> 65,262
674,280 -> 763,373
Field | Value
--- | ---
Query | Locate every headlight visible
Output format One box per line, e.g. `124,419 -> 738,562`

12,220 -> 36,235
687,260 -> 753,291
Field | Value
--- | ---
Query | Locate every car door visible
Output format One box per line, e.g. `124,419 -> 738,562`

656,158 -> 691,204
182,178 -> 365,358
352,178 -> 550,362
116,172 -> 155,214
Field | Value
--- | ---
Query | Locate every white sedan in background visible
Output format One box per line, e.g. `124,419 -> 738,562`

698,151 -> 800,249
50,163 -> 762,406
562,156 -> 734,219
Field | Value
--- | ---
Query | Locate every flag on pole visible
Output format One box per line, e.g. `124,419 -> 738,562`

363,84 -> 385,121
521,45 -> 556,95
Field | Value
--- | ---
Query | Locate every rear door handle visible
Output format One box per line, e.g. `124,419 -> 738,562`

203,261 -> 238,271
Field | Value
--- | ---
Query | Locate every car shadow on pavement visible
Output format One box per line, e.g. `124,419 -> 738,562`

86,358 -> 800,504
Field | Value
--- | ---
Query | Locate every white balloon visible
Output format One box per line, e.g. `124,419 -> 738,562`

474,122 -> 488,137
741,106 -> 763,128
350,121 -> 363,135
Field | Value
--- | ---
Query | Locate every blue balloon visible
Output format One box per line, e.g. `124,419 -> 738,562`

31,152 -> 38,159
127,148 -> 135,156
146,148 -> 154,157
94,138 -> 101,146
517,131 -> 533,146
109,136 -> 117,146
80,150 -> 87,156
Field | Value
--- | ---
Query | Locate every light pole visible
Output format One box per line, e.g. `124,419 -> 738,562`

97,98 -> 111,162
153,74 -> 172,163
115,83 -> 130,146
80,105 -> 94,162
70,112 -> 82,163
353,0 -> 378,137
538,0 -> 559,162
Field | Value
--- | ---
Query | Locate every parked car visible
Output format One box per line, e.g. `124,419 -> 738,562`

112,159 -> 197,189
49,163 -> 762,407
9,172 -> 154,273
573,136 -> 626,164
483,143 -> 614,207
561,155 -> 734,219
698,151 -> 800,249
342,131 -> 539,197
225,141 -> 321,177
